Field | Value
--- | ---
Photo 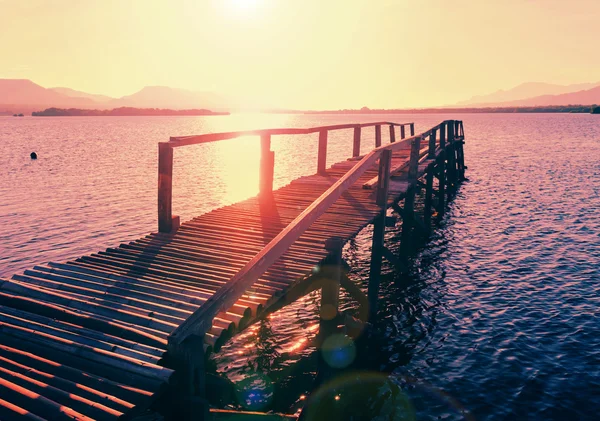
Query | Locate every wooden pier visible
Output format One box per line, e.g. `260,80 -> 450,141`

0,120 -> 465,420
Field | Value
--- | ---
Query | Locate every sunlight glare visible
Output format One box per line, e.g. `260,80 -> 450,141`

226,0 -> 263,12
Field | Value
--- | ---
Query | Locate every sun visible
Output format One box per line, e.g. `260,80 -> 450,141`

228,0 -> 262,10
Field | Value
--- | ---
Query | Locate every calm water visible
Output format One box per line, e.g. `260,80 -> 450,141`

1,113 -> 599,420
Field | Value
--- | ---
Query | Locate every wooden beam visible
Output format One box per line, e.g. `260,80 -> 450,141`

167,335 -> 209,421
368,149 -> 391,323
389,124 -> 396,143
410,123 -> 415,136
375,125 -> 382,148
446,120 -> 457,192
407,136 -> 422,182
352,126 -> 361,157
320,238 -> 343,328
438,123 -> 446,218
428,129 -> 436,158
423,169 -> 434,229
317,130 -> 328,175
400,125 -> 406,139
259,134 -> 274,195
400,135 -> 421,253
168,121 -> 414,148
158,143 -> 174,233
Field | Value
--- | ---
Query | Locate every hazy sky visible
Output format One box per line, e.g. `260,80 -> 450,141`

1,0 -> 598,108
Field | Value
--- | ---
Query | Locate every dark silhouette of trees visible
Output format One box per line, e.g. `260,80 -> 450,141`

32,107 -> 228,116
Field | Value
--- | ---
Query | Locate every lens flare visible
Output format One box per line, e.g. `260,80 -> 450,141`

234,371 -> 273,411
321,333 -> 356,369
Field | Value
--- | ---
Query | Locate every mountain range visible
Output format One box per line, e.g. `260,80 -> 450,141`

0,79 -> 232,114
1,78 -> 600,114
456,81 -> 600,107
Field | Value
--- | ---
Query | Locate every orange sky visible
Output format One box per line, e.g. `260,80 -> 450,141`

1,0 -> 598,109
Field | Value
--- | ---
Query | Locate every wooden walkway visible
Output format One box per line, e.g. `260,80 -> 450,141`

0,120 -> 465,420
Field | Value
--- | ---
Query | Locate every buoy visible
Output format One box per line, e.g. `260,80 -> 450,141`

30,152 -> 37,160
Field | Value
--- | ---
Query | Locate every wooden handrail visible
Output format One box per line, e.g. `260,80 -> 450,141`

167,120 -> 461,346
168,121 -> 413,148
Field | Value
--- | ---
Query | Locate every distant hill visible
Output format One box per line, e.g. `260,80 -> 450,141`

110,86 -> 232,111
0,79 -> 97,110
0,79 -> 232,114
32,107 -> 229,116
485,85 -> 600,107
458,82 -> 600,106
49,87 -> 113,103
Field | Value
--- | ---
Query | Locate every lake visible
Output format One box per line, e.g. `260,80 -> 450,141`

1,113 -> 599,420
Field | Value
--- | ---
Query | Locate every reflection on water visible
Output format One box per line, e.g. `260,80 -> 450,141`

2,113 -> 600,419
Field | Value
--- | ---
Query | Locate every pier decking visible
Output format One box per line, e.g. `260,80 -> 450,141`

0,120 -> 465,420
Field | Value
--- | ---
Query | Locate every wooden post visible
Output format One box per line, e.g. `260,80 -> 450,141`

352,126 -> 361,157
457,121 -> 466,180
375,125 -> 382,147
400,136 -> 421,252
259,134 -> 274,195
389,124 -> 396,143
446,120 -> 457,193
438,123 -> 446,218
168,335 -> 209,421
410,123 -> 415,136
317,130 -> 328,175
400,125 -> 406,139
428,128 -> 436,158
368,149 -> 391,323
423,168 -> 434,230
321,237 -> 343,329
158,142 -> 174,233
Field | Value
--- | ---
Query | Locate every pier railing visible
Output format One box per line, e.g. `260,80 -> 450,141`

162,119 -> 464,347
158,121 -> 415,233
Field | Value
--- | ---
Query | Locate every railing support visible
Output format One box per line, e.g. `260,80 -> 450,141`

438,123 -> 447,218
368,149 -> 392,323
317,130 -> 328,175
352,126 -> 361,157
446,120 -> 457,193
400,125 -> 406,139
410,123 -> 415,136
428,128 -> 437,158
375,125 -> 382,148
389,124 -> 396,143
259,134 -> 274,195
457,121 -> 466,180
158,142 -> 179,233
423,168 -> 434,231
400,136 -> 421,253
